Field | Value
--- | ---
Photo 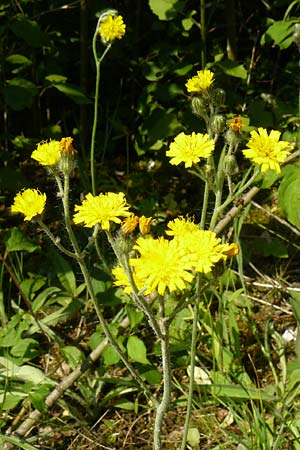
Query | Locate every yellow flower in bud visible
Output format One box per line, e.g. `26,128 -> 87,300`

139,216 -> 152,235
185,69 -> 214,94
60,137 -> 77,155
228,116 -> 243,133
99,14 -> 126,44
121,214 -> 139,234
31,140 -> 61,166
222,243 -> 239,257
11,189 -> 46,221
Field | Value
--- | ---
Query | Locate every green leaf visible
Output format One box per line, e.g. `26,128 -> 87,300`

6,54 -> 31,65
4,227 -> 40,253
32,286 -> 61,312
187,428 -> 200,446
52,83 -> 91,104
0,357 -> 50,384
217,60 -> 247,79
127,336 -> 150,365
278,163 -> 300,229
0,434 -> 39,449
141,368 -> 162,384
102,344 -> 121,366
61,346 -> 85,368
29,383 -> 52,412
45,74 -> 68,84
126,305 -> 144,329
47,249 -> 77,294
3,77 -> 38,110
10,14 -> 46,48
148,0 -> 183,20
0,392 -> 26,411
261,20 -> 295,49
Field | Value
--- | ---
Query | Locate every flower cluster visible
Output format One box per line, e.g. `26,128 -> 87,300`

166,132 -> 215,168
113,217 -> 238,296
121,214 -> 152,235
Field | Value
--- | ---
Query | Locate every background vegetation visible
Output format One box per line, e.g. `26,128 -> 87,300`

1,0 -> 300,448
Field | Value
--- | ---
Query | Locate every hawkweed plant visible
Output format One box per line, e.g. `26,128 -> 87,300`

8,12 -> 297,450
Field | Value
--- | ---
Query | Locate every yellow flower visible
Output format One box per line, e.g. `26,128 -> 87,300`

11,189 -> 46,221
73,192 -> 131,230
139,216 -> 152,235
31,140 -> 61,166
185,69 -> 214,93
112,265 -> 147,294
178,230 -> 233,273
242,128 -> 292,173
99,14 -> 126,44
166,132 -> 215,168
130,237 -> 194,296
121,214 -> 139,234
165,217 -> 199,237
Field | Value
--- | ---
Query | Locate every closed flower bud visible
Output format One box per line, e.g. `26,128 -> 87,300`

211,114 -> 226,134
139,216 -> 152,235
223,154 -> 239,176
225,128 -> 241,146
58,137 -> 78,175
121,214 -> 139,234
211,88 -> 226,107
191,96 -> 207,118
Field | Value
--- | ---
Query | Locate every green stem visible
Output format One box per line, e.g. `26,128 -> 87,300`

181,275 -> 201,450
106,231 -> 163,340
200,0 -> 206,68
200,180 -> 209,229
153,296 -> 171,450
37,220 -> 77,259
91,24 -> 111,195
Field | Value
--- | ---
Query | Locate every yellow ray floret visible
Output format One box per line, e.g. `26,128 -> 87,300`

185,69 -> 214,93
99,15 -> 126,44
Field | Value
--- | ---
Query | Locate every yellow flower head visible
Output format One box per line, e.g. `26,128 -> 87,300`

228,116 -> 243,133
130,237 -> 194,296
31,140 -> 61,166
99,14 -> 126,44
11,188 -> 46,221
166,131 -> 215,168
185,70 -> 214,94
121,214 -> 139,234
242,127 -> 292,173
165,217 -> 198,237
73,192 -> 131,230
139,216 -> 152,235
178,230 -> 234,273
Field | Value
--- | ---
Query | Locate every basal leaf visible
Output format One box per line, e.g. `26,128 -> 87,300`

4,227 -> 40,253
127,336 -> 150,365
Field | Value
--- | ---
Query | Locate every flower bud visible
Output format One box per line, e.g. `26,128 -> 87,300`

211,88 -> 226,107
121,214 -> 139,234
139,216 -> 152,235
225,128 -> 241,147
58,137 -> 78,175
191,96 -> 207,118
223,154 -> 239,176
211,114 -> 226,134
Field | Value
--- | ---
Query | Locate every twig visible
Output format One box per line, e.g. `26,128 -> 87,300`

251,201 -> 300,236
